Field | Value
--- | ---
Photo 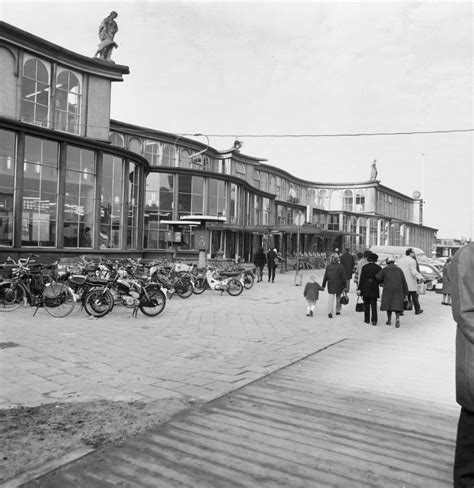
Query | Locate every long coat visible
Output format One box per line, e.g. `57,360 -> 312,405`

442,263 -> 451,295
396,255 -> 423,292
376,263 -> 408,312
450,243 -> 474,410
340,252 -> 355,279
266,250 -> 278,268
358,262 -> 382,298
322,263 -> 347,295
303,281 -> 324,301
253,250 -> 266,267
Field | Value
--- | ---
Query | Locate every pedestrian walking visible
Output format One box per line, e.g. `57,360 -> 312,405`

355,250 -> 370,286
253,247 -> 266,282
357,252 -> 381,326
266,248 -> 279,283
450,243 -> 474,487
322,254 -> 347,318
303,275 -> 324,317
376,257 -> 408,328
340,247 -> 356,291
441,257 -> 452,305
396,248 -> 425,315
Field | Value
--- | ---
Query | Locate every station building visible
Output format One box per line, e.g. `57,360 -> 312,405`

0,21 -> 437,263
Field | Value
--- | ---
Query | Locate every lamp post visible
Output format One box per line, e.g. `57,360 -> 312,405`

294,211 -> 305,285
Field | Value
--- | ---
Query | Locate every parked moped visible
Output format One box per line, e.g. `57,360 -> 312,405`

193,267 -> 243,296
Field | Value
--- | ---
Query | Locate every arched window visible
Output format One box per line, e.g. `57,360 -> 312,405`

162,144 -> 176,166
109,132 -> 125,147
356,189 -> 366,211
343,190 -> 353,211
317,189 -> 328,209
54,69 -> 81,134
144,140 -> 159,165
128,138 -> 142,154
179,148 -> 192,168
253,170 -> 260,189
21,57 -> 50,127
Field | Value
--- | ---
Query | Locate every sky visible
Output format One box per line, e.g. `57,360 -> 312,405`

1,0 -> 473,239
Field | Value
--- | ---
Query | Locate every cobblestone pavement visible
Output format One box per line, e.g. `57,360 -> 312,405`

0,269 -> 455,413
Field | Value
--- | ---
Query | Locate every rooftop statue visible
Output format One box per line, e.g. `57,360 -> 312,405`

370,159 -> 378,180
93,11 -> 119,61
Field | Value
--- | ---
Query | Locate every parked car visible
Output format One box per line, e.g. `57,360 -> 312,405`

418,262 -> 443,291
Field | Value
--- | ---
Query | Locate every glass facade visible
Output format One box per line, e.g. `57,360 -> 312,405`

0,129 -> 15,246
54,69 -> 81,134
64,146 -> 96,248
208,178 -> 225,217
101,154 -> 123,249
21,57 -> 50,128
178,175 -> 203,217
127,162 -> 139,249
22,136 -> 58,247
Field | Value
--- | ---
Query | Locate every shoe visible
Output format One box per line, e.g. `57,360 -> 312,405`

372,321 -> 377,326
310,311 -> 313,317
415,310 -> 424,315
395,318 -> 400,328
328,313 -> 333,318
336,312 -> 341,315
306,313 -> 310,317
364,320 -> 370,324
385,321 -> 391,326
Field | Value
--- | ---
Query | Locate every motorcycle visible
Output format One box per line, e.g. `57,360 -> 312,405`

84,266 -> 167,318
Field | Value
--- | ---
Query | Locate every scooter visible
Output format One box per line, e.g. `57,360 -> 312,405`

193,267 -> 243,296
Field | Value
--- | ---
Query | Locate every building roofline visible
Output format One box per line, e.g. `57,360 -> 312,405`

0,21 -> 129,80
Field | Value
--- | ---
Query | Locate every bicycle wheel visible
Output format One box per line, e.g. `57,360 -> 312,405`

226,278 -> 243,296
43,283 -> 75,318
243,273 -> 254,290
0,282 -> 24,312
175,279 -> 193,298
139,285 -> 166,316
192,277 -> 206,295
84,288 -> 114,317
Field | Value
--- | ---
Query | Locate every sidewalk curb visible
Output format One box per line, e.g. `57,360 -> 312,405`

0,447 -> 95,488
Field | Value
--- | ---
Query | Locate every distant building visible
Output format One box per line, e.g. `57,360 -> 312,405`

0,21 -> 437,262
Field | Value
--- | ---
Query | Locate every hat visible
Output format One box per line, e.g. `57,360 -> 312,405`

367,252 -> 378,262
386,256 -> 395,264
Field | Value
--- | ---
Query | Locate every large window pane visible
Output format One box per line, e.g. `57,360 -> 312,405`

144,172 -> 173,249
20,57 -> 51,128
0,130 -> 16,246
54,69 -> 82,134
64,146 -> 96,248
127,162 -> 139,249
22,137 -> 58,246
101,155 -> 123,249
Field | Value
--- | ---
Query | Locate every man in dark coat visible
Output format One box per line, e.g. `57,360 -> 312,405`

376,257 -> 408,328
357,252 -> 381,326
266,248 -> 278,283
450,243 -> 474,487
322,254 -> 347,318
253,247 -> 267,282
340,248 -> 356,291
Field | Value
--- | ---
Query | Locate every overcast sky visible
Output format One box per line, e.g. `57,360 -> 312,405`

2,0 -> 473,239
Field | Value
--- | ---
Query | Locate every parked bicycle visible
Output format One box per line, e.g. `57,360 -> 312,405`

0,256 -> 75,318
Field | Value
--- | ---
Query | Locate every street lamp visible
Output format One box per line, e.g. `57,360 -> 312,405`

294,211 -> 305,286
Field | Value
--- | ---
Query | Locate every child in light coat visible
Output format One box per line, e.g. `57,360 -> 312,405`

303,275 -> 325,317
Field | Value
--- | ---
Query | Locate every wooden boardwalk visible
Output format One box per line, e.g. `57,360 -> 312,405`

25,331 -> 457,487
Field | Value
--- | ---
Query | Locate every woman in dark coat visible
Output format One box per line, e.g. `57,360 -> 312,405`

441,257 -> 452,305
322,255 -> 347,318
357,252 -> 382,326
376,257 -> 409,328
253,247 -> 267,282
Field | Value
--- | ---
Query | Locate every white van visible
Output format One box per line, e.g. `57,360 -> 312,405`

369,246 -> 428,264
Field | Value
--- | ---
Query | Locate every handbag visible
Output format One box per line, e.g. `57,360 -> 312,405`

355,296 -> 365,312
404,298 -> 413,311
340,290 -> 349,306
417,282 -> 426,295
